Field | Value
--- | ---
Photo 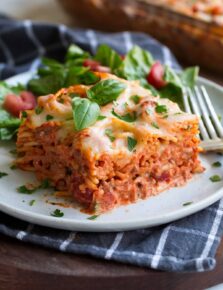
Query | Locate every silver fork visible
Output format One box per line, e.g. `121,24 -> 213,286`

183,85 -> 223,151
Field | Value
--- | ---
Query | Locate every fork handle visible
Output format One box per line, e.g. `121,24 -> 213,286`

201,140 -> 223,152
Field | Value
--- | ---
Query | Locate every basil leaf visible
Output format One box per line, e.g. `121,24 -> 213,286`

180,66 -> 199,88
127,136 -> 137,152
112,108 -> 137,122
72,97 -> 100,131
95,44 -> 122,72
87,79 -> 126,106
117,45 -> 153,80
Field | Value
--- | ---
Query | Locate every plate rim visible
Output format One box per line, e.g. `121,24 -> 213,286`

0,71 -> 223,232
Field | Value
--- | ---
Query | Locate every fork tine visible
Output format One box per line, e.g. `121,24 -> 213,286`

200,86 -> 223,138
186,88 -> 209,140
194,86 -> 219,140
182,87 -> 192,113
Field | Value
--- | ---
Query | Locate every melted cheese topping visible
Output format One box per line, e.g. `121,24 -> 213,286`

27,73 -> 198,156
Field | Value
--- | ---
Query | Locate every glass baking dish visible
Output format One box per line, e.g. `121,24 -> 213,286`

58,0 -> 223,73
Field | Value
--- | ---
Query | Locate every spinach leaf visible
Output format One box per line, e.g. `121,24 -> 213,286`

72,97 -> 100,131
0,82 -> 23,140
0,109 -> 21,128
0,128 -> 18,140
65,66 -> 99,87
117,45 -> 154,80
180,66 -> 199,88
28,74 -> 64,96
159,83 -> 184,110
87,79 -> 126,106
65,44 -> 90,61
95,44 -> 122,72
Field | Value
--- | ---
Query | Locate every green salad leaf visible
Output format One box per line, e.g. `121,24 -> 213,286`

87,79 -> 126,106
0,82 -> 24,140
95,44 -> 122,72
72,97 -> 100,131
65,44 -> 90,64
180,66 -> 199,88
117,45 -> 154,80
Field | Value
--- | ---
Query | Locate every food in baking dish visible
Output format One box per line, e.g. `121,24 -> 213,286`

143,0 -> 223,24
16,72 -> 203,213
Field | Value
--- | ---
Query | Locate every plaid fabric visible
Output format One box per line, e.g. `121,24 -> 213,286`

0,17 -> 223,272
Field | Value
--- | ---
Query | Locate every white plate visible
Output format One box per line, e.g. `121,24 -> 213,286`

0,72 -> 223,232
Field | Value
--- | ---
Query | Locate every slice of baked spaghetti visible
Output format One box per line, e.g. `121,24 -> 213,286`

16,72 -> 203,213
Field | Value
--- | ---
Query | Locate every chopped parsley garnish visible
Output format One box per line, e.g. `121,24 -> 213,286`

97,115 -> 106,120
17,185 -> 37,194
29,199 -> 36,206
46,114 -> 54,121
10,164 -> 17,170
131,95 -> 140,104
21,111 -> 27,118
212,161 -> 222,168
50,209 -> 64,218
35,106 -> 43,115
183,202 -> 193,206
112,108 -> 137,123
9,149 -> 17,155
40,179 -> 50,189
127,136 -> 137,152
151,122 -> 159,129
162,114 -> 168,119
17,179 -> 50,194
87,215 -> 99,220
155,104 -> 168,114
105,129 -> 115,142
210,175 -> 222,182
0,172 -> 8,178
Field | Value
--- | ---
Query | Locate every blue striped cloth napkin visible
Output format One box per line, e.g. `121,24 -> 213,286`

0,17 -> 223,272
